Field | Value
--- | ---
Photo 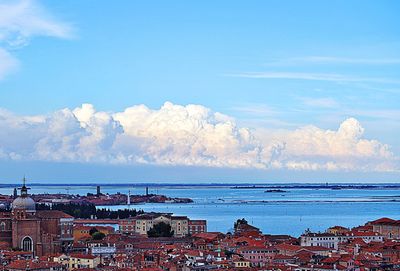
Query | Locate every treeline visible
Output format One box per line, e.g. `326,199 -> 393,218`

36,203 -> 144,219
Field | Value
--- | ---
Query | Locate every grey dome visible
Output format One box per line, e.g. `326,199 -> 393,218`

12,196 -> 36,212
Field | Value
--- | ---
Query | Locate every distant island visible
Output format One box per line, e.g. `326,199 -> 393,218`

265,189 -> 287,193
0,185 -> 193,208
232,184 -> 400,190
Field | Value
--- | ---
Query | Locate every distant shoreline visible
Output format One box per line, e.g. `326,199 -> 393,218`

231,184 -> 400,190
1,183 -> 400,189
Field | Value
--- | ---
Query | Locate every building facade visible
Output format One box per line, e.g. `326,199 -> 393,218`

300,232 -> 343,249
188,220 -> 207,235
119,213 -> 207,237
301,230 -> 383,250
54,253 -> 100,269
369,218 -> 400,239
0,183 -> 74,256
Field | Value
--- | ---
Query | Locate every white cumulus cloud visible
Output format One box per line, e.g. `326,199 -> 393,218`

0,102 -> 398,172
259,118 -> 397,171
112,102 -> 269,168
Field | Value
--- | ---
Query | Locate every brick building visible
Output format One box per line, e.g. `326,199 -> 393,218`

0,182 -> 74,256
368,217 -> 400,239
188,220 -> 207,235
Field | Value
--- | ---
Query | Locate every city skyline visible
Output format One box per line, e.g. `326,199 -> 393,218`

0,0 -> 399,182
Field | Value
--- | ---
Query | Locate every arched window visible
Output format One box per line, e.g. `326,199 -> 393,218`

0,222 -> 5,231
21,236 -> 33,251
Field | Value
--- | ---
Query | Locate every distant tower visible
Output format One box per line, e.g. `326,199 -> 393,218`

96,186 -> 101,196
146,186 -> 149,196
127,190 -> 131,206
13,187 -> 18,198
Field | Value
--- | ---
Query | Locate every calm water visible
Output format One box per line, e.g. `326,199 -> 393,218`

1,185 -> 400,236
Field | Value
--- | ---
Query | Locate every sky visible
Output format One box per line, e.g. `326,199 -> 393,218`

0,0 -> 399,183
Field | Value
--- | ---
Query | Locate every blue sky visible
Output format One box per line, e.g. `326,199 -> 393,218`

0,0 -> 399,183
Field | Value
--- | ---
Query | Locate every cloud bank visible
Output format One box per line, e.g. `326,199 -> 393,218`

0,102 -> 397,172
0,0 -> 72,79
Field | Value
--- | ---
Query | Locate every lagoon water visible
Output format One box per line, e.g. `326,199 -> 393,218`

1,184 -> 399,236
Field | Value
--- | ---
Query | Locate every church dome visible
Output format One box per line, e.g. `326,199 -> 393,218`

12,196 -> 36,212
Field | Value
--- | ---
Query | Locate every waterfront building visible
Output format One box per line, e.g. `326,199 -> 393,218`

127,213 -> 191,237
119,212 -> 207,237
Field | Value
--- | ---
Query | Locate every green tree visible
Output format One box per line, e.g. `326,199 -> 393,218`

36,203 -> 144,219
147,222 -> 174,237
224,249 -> 235,259
92,231 -> 106,240
89,227 -> 98,236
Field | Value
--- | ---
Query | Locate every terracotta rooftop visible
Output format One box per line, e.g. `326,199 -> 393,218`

36,210 -> 73,219
69,253 -> 98,259
369,217 -> 400,225
6,259 -> 62,270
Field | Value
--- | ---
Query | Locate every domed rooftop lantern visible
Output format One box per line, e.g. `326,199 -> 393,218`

12,176 -> 36,215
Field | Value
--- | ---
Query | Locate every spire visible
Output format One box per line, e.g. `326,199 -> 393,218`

19,175 -> 30,197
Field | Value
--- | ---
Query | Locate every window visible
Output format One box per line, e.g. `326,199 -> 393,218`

0,222 -> 5,231
22,236 -> 33,251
